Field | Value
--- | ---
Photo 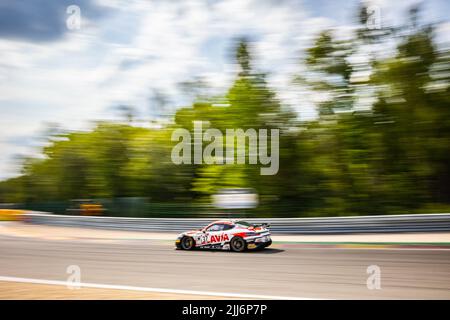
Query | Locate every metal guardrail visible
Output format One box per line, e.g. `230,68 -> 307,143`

22,212 -> 450,234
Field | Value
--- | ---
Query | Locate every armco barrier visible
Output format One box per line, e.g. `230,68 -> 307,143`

22,212 -> 450,234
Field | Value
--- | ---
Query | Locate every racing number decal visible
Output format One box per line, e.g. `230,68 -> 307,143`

198,233 -> 230,246
199,234 -> 208,245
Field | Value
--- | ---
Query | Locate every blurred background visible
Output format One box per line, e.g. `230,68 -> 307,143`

0,0 -> 449,218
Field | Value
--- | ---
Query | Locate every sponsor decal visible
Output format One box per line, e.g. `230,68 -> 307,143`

198,232 -> 230,246
210,233 -> 229,243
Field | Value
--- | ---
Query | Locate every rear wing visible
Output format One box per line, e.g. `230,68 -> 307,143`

253,222 -> 270,228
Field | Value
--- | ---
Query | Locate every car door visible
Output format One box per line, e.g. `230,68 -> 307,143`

205,223 -> 225,245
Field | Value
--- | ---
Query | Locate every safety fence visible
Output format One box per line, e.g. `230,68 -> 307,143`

22,212 -> 450,234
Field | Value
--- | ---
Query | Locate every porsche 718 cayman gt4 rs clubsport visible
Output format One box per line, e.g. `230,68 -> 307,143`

175,220 -> 272,252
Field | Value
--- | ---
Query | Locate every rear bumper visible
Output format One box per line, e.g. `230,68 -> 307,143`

246,235 -> 272,250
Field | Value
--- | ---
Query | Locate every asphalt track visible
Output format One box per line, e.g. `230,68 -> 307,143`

0,234 -> 449,299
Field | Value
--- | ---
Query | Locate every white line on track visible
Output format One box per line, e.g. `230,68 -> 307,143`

0,276 -> 315,300
289,246 -> 450,251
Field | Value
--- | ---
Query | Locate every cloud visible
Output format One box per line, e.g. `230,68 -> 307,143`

0,0 -> 448,179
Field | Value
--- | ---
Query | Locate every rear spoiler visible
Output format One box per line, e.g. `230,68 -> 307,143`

253,222 -> 270,228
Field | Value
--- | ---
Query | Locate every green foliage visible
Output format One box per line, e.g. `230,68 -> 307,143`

0,9 -> 449,217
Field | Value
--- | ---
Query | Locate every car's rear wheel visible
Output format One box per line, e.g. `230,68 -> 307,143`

230,236 -> 246,252
180,236 -> 195,250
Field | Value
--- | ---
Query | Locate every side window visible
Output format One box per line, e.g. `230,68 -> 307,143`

222,224 -> 234,231
207,224 -> 223,232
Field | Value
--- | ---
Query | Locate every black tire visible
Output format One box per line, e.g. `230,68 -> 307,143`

180,236 -> 195,250
230,236 -> 247,252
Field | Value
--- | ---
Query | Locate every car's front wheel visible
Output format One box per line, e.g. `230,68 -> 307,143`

230,236 -> 246,252
180,236 -> 195,250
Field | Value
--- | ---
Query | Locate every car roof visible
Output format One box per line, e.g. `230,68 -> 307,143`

209,219 -> 250,225
210,220 -> 235,225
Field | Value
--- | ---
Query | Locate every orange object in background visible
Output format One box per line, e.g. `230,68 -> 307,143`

80,204 -> 104,216
66,199 -> 105,216
0,209 -> 25,221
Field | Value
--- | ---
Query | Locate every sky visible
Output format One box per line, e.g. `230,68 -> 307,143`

0,0 -> 449,179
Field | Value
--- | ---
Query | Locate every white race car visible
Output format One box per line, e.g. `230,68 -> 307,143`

175,219 -> 272,252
